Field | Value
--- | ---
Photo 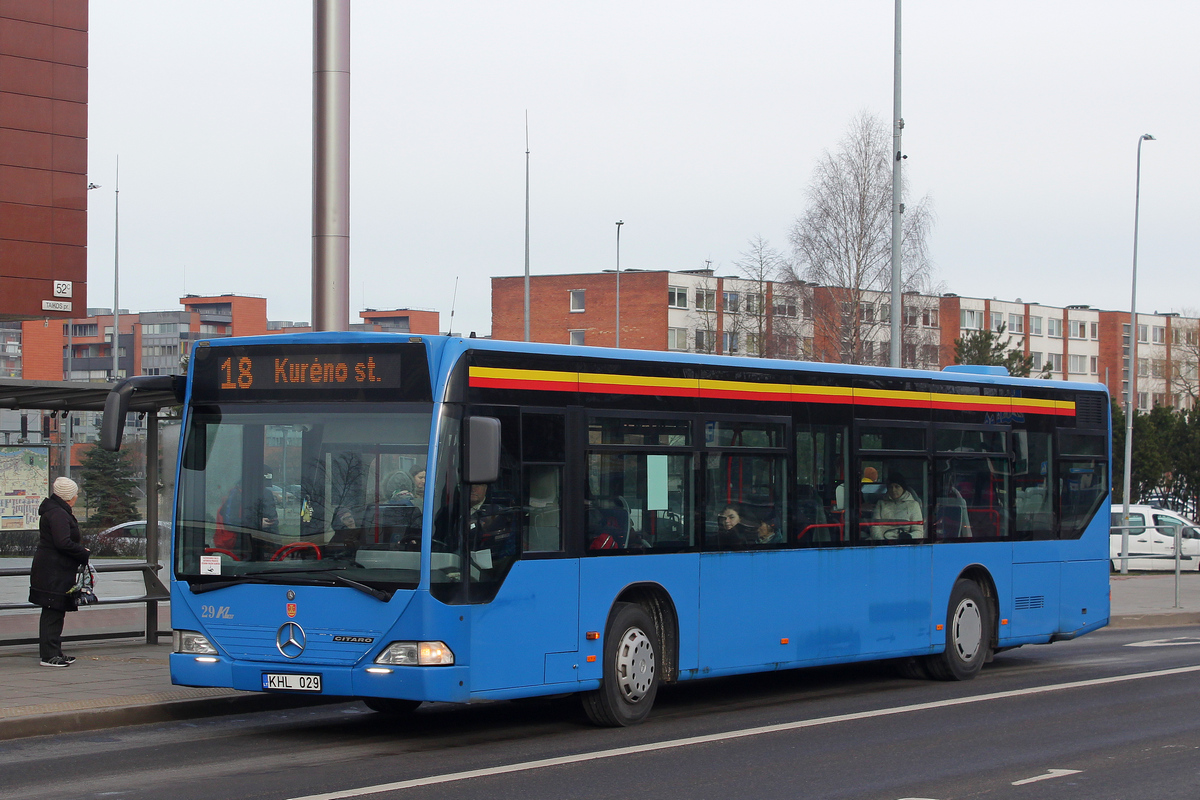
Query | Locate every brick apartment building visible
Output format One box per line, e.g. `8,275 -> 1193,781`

0,1 -> 90,322
492,270 -> 1200,414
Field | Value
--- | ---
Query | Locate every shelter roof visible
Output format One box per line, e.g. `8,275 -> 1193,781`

0,378 -> 178,412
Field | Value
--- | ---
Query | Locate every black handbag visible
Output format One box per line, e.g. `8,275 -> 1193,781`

66,564 -> 99,606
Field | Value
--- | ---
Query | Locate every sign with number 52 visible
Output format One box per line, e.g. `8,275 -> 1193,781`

53,281 -> 73,298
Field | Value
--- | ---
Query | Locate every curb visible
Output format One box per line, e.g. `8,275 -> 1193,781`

1108,612 -> 1200,629
0,691 -> 345,742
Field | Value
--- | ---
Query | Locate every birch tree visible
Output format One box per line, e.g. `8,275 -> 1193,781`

786,112 -> 935,365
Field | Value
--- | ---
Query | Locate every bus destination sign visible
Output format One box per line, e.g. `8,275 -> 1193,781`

220,353 -> 387,390
192,343 -> 429,401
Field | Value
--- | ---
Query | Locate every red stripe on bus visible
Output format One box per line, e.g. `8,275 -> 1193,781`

469,377 -> 578,392
580,382 -> 699,397
700,389 -> 792,402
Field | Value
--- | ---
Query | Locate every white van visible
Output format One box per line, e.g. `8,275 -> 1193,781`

1110,505 -> 1200,571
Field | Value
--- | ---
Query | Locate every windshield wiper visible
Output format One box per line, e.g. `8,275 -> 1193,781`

190,568 -> 392,602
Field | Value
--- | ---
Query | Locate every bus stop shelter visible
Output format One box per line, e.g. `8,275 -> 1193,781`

0,377 -> 180,644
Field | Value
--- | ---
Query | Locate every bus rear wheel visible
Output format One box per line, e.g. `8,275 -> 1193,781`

362,697 -> 421,715
926,578 -> 991,681
582,602 -> 660,727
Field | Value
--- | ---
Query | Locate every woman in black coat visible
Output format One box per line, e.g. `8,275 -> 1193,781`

29,477 -> 90,667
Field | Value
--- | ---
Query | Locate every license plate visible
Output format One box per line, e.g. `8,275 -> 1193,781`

263,672 -> 322,692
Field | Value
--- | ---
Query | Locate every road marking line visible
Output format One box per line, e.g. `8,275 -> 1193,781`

1012,768 -> 1082,785
289,665 -> 1200,800
1125,638 -> 1200,647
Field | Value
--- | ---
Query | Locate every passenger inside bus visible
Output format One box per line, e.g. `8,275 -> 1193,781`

716,503 -> 759,547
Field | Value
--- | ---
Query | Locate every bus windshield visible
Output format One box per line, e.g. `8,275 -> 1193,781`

176,403 -> 431,591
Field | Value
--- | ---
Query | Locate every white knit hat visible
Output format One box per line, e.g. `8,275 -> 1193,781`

52,477 -> 79,501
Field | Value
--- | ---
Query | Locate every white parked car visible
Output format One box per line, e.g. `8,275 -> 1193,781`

1110,504 -> 1200,571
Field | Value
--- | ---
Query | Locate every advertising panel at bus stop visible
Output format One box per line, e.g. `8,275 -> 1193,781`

0,446 -> 49,531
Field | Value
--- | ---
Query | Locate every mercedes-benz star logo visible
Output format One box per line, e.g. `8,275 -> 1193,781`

276,622 -> 306,659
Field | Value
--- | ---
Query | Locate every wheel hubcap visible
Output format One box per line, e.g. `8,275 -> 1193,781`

615,626 -> 655,702
953,599 -> 983,661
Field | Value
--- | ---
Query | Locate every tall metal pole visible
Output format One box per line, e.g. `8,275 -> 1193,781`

523,113 -> 531,342
312,0 -> 351,332
889,0 -> 903,368
1121,133 -> 1155,574
112,157 -> 120,380
614,220 -> 623,348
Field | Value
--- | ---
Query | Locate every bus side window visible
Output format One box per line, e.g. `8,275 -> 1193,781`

794,424 -> 845,546
522,413 -> 566,553
1014,430 -> 1053,540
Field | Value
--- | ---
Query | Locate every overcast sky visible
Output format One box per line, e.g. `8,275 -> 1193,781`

85,1 -> 1199,336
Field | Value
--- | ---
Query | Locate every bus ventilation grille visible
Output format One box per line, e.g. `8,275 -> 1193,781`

1075,394 -> 1106,428
1014,596 -> 1045,610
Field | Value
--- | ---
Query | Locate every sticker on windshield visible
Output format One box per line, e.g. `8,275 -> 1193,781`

200,555 -> 221,575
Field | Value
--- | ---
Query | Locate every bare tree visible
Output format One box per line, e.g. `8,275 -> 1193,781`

733,236 -> 801,359
688,271 -> 721,355
1168,314 -> 1200,407
786,111 -> 935,365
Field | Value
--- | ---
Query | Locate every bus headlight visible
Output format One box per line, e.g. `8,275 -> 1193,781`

174,630 -> 218,655
375,641 -> 455,666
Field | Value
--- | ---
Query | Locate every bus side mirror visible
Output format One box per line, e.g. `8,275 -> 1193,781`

100,375 -> 184,451
466,416 -> 501,484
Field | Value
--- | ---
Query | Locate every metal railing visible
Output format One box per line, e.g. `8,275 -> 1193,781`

1111,523 -> 1193,608
0,562 -> 170,646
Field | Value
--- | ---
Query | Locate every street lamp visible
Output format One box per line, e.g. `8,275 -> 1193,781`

1120,133 -> 1155,574
614,220 -> 623,348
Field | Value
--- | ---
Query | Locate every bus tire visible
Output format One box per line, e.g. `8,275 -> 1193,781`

581,602 -> 660,727
362,697 -> 421,715
894,656 -> 929,680
926,578 -> 990,681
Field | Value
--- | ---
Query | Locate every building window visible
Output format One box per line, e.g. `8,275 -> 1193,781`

745,293 -> 764,315
1068,354 -> 1088,374
1138,358 -> 1149,377
961,309 -> 984,330
1029,316 -> 1043,336
667,327 -> 687,350
1047,318 -> 1063,338
1151,359 -> 1165,379
1090,322 -> 1099,340
1047,352 -> 1063,372
1069,320 -> 1087,339
723,292 -> 740,313
695,289 -> 716,312
569,330 -> 585,346
1138,392 -> 1148,410
1008,314 -> 1024,334
1030,352 -> 1043,370
1153,392 -> 1168,407
722,331 -> 739,354
1153,326 -> 1166,344
991,312 -> 1004,332
1138,324 -> 1148,343
1090,355 -> 1099,374
668,286 -> 688,309
695,329 -> 715,353
570,290 -> 585,312
773,297 -> 797,318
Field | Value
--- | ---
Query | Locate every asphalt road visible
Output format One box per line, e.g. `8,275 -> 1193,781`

4,626 -> 1200,800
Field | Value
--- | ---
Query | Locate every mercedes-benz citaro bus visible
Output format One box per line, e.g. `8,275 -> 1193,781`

101,333 -> 1111,726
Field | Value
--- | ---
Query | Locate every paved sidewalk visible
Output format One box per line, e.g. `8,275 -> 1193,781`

1,573 -> 1197,741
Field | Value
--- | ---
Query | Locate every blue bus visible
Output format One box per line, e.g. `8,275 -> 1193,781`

102,334 -> 1111,726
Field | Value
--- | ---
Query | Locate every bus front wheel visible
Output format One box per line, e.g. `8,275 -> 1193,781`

926,578 -> 991,681
582,602 -> 660,727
